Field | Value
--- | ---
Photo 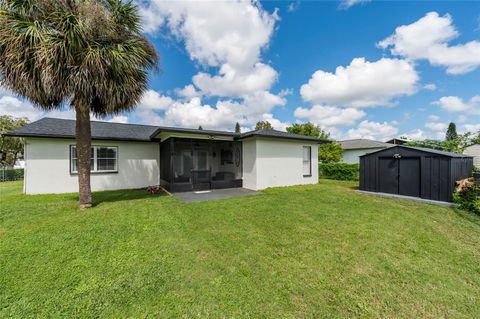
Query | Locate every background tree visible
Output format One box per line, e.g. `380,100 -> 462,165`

235,122 -> 241,133
472,131 -> 480,145
0,115 -> 29,166
318,143 -> 343,163
255,121 -> 273,130
198,125 -> 203,130
446,122 -> 458,141
0,0 -> 158,208
286,122 -> 330,139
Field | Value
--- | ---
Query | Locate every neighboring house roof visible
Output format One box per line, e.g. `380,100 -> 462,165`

464,144 -> 480,166
385,138 -> 409,145
339,139 -> 392,150
359,145 -> 473,158
5,117 -> 329,143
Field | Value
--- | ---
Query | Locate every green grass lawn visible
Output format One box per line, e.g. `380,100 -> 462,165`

1,180 -> 480,318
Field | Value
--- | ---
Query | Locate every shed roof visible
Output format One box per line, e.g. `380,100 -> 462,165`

5,117 -> 329,143
339,139 -> 392,150
359,145 -> 472,158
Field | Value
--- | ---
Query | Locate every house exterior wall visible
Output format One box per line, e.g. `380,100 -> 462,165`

241,138 -> 257,190
242,137 -> 318,190
464,144 -> 480,168
23,137 -> 160,194
342,148 -> 386,164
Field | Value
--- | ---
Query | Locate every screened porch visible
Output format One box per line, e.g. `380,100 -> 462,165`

160,138 -> 242,192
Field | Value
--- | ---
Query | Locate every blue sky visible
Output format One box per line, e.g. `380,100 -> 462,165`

1,0 -> 479,141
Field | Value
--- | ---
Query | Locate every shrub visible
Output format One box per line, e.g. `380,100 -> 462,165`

319,163 -> 359,181
0,168 -> 24,182
453,178 -> 480,215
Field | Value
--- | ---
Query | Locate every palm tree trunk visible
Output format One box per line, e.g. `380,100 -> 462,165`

75,105 -> 92,208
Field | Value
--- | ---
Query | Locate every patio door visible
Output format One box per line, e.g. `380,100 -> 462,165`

192,149 -> 211,191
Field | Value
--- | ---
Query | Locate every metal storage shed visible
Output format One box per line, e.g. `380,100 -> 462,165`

359,145 -> 473,202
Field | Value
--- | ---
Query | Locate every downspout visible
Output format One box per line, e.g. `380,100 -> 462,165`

23,139 -> 27,194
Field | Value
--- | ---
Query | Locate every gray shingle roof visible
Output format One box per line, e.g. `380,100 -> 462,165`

339,139 -> 392,150
239,129 -> 329,143
5,117 -> 329,143
5,117 -> 159,142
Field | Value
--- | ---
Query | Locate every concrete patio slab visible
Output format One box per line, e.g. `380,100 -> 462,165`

173,188 -> 261,203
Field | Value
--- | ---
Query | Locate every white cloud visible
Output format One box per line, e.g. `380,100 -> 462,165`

138,0 -> 288,130
138,90 -> 174,110
425,121 -> 448,132
108,115 -> 129,124
401,129 -> 427,141
138,91 -> 287,131
462,123 -> 480,133
294,105 -> 365,127
428,114 -> 440,121
140,1 -> 277,70
175,84 -> 201,99
192,62 -> 277,97
432,95 -> 480,114
300,58 -> 418,108
0,95 -> 44,120
345,120 -> 398,141
378,12 -> 480,74
423,83 -> 437,91
287,1 -> 300,12
339,0 -> 370,10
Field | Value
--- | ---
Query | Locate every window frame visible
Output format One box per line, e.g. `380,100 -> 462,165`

70,145 -> 118,175
302,146 -> 312,177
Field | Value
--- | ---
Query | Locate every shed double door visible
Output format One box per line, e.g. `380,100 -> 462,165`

378,157 -> 420,197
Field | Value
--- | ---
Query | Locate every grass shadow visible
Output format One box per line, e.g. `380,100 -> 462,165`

91,188 -> 169,206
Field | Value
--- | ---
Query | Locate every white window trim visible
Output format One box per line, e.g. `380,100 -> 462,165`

302,146 -> 312,177
70,145 -> 118,174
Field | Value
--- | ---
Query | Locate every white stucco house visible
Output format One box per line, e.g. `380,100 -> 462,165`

464,144 -> 480,168
339,139 -> 393,164
6,118 -> 328,194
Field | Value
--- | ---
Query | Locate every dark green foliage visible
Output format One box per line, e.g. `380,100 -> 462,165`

318,143 -> 343,163
286,122 -> 330,139
235,122 -> 241,133
198,125 -> 203,130
446,122 -> 458,141
255,121 -> 273,130
406,139 -> 447,151
406,132 -> 472,153
319,163 -> 359,181
0,115 -> 29,166
0,168 -> 24,182
453,180 -> 480,215
471,131 -> 480,145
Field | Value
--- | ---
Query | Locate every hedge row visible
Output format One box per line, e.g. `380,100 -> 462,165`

0,168 -> 24,182
319,163 -> 359,181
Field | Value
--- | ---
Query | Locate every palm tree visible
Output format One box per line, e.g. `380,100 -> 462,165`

0,0 -> 158,208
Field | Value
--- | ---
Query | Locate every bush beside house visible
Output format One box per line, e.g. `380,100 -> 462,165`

0,168 -> 24,182
319,163 -> 359,181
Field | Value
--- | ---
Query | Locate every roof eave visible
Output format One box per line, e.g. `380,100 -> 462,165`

4,132 -> 155,142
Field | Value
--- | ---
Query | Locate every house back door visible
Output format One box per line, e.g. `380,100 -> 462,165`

378,158 -> 399,194
398,158 -> 420,197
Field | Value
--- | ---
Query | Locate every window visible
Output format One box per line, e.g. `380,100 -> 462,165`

70,145 -> 118,174
303,146 -> 311,177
